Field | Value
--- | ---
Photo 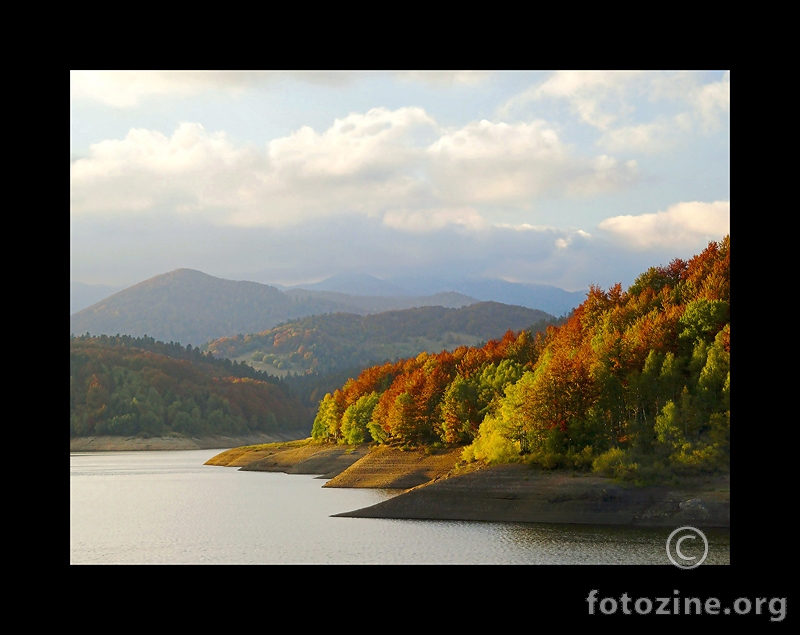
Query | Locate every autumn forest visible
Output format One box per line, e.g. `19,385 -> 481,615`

70,237 -> 729,481
310,237 -> 730,480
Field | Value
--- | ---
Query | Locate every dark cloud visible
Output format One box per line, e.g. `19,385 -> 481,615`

71,210 -> 695,293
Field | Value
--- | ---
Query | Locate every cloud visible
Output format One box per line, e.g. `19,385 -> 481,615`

70,111 -> 436,224
382,207 -> 489,232
692,71 -> 730,132
71,122 -> 252,180
70,122 -> 262,216
427,119 -> 638,205
499,71 -> 729,154
598,201 -> 730,250
71,110 -> 641,227
71,70 -> 497,110
71,71 -> 261,108
267,107 -> 436,177
499,71 -> 643,129
393,71 -> 491,86
70,208 -> 598,290
565,156 -> 639,197
597,114 -> 692,153
70,71 -> 356,108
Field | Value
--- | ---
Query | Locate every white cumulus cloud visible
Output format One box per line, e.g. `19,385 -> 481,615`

70,123 -> 262,216
70,71 -> 357,108
427,119 -> 638,204
598,200 -> 730,250
70,109 -> 643,228
499,71 -> 643,129
693,71 -> 730,132
499,71 -> 730,154
267,107 -> 436,177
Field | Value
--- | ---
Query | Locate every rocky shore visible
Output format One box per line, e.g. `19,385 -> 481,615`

335,463 -> 730,528
205,441 -> 730,528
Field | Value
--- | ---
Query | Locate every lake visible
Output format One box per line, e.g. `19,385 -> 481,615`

70,449 -> 730,565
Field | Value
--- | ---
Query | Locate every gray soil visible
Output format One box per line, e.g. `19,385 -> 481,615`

334,463 -> 730,528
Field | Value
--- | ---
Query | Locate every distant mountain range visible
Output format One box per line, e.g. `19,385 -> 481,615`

70,269 -> 482,347
260,272 -> 586,317
281,272 -> 409,297
70,268 -> 585,347
387,275 -> 587,318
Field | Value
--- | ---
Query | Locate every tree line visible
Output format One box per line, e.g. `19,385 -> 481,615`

205,303 -> 559,375
70,334 -> 312,438
310,237 -> 731,481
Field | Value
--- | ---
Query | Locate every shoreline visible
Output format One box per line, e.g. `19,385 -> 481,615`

69,429 -> 311,452
334,463 -> 730,528
204,441 -> 730,528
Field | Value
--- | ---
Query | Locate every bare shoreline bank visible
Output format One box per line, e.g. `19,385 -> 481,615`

69,429 -> 311,452
72,437 -> 730,528
334,463 -> 730,528
205,441 -> 730,528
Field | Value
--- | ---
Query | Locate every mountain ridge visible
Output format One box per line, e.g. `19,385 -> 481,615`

206,300 -> 558,376
69,269 -> 493,346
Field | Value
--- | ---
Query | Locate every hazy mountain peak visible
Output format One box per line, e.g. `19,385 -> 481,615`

291,273 -> 409,297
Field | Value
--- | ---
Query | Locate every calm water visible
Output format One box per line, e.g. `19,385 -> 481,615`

70,449 -> 730,565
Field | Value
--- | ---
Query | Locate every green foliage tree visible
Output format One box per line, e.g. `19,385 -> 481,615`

679,298 -> 729,344
440,374 -> 479,443
340,391 -> 379,444
311,393 -> 340,441
308,237 -> 731,478
70,335 -> 310,439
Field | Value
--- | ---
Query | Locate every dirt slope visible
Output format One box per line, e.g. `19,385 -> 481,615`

334,463 -> 730,527
323,445 -> 463,489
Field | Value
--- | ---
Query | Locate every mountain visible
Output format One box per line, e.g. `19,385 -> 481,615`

282,288 -> 478,313
387,276 -> 587,318
235,270 -> 586,316
70,269 -> 368,346
69,269 -> 480,347
70,281 -> 125,314
206,301 -> 559,376
290,273 -> 409,296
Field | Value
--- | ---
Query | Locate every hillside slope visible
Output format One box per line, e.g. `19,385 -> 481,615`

70,334 -> 313,439
70,269 -> 485,347
69,269 -> 366,346
206,301 -> 558,375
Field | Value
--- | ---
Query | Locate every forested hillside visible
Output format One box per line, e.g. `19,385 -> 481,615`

206,302 -> 558,375
70,334 -> 312,438
282,289 -> 479,313
69,269 -> 368,346
70,269 -> 484,346
310,237 -> 730,481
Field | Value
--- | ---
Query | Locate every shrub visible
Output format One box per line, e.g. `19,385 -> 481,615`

592,447 -> 639,480
525,451 -> 566,470
567,445 -> 595,470
461,416 -> 520,465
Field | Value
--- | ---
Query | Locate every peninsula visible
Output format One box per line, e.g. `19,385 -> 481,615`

205,440 -> 730,528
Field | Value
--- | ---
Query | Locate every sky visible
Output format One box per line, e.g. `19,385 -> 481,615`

70,70 -> 730,293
